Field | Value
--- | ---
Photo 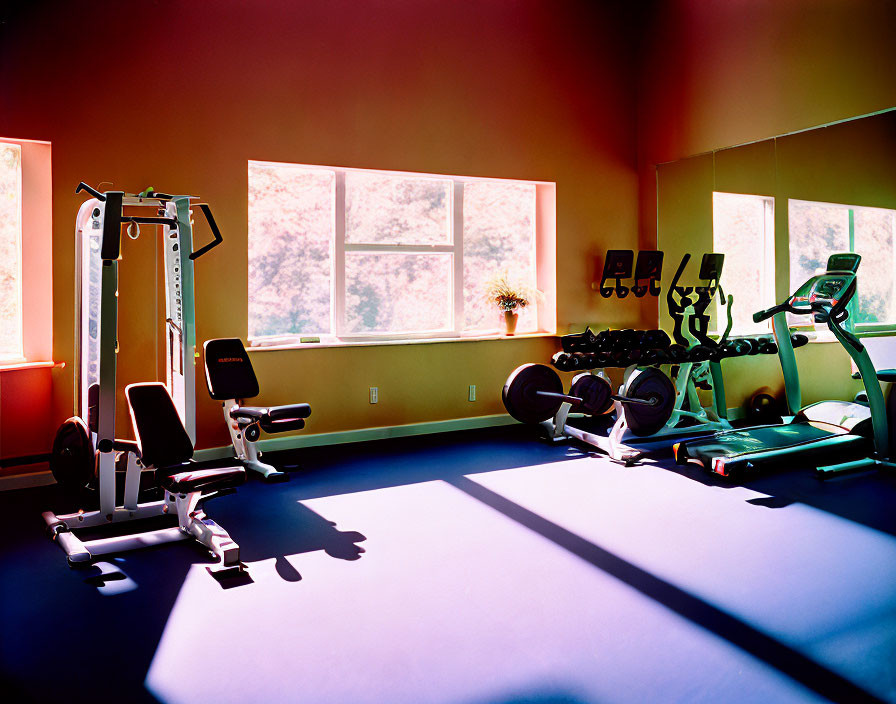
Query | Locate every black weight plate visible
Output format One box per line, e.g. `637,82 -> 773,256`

570,373 -> 614,415
503,364 -> 564,424
50,417 -> 95,491
623,367 -> 676,437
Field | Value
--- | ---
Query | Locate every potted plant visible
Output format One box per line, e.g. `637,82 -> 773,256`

485,273 -> 537,335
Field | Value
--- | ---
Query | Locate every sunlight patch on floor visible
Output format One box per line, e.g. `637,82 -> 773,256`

145,474 -> 827,704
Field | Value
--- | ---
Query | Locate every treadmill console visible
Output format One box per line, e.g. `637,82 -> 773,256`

791,271 -> 857,323
812,275 -> 851,302
826,252 -> 861,273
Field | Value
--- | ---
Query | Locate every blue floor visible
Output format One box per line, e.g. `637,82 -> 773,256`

1,425 -> 895,703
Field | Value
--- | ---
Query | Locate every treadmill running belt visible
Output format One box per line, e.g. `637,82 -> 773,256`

698,423 -> 843,456
680,421 -> 871,477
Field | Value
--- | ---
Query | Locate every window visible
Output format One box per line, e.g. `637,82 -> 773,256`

789,199 -> 896,330
248,161 -> 553,344
0,142 -> 22,360
0,137 -> 52,366
712,192 -> 776,334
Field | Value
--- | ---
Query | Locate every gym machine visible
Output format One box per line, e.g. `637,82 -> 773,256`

675,253 -> 896,479
204,337 -> 313,482
42,183 -> 237,568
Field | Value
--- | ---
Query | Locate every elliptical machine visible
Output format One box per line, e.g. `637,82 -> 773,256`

42,183 -> 245,570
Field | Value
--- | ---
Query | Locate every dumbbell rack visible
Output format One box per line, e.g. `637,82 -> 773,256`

567,252 -> 733,462
505,250 -> 796,464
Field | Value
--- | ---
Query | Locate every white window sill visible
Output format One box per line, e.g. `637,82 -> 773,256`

0,360 -> 56,372
248,331 -> 556,352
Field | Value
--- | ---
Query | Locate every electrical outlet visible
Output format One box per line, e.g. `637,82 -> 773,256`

369,387 -> 378,404
469,384 -> 476,402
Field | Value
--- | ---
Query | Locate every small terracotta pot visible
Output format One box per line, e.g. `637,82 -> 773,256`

504,310 -> 519,335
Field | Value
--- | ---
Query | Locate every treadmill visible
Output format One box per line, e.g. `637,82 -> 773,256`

674,253 -> 896,479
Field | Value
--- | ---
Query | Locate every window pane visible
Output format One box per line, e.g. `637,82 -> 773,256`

0,143 -> 22,359
712,192 -> 774,334
345,172 -> 450,245
788,201 -> 850,291
344,252 -> 452,333
463,181 -> 537,332
853,207 -> 896,324
248,163 -> 333,338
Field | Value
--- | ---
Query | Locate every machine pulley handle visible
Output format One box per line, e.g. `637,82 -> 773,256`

189,203 -> 224,260
76,182 -> 106,201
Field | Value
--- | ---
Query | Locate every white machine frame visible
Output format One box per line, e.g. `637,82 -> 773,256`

43,185 -> 229,568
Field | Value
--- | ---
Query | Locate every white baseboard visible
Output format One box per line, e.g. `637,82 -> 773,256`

192,413 -> 518,462
3,407 -> 751,490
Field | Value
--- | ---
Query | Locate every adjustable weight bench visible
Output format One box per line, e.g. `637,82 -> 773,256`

204,338 -> 312,482
126,383 -> 246,569
44,382 -> 245,570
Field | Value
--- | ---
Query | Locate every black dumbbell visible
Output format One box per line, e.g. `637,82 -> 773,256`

641,329 -> 672,349
561,327 -> 598,353
791,333 -> 809,349
686,345 -> 714,362
665,344 -> 690,363
724,338 -> 753,357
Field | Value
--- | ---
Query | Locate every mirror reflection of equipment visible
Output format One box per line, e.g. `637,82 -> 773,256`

675,252 -> 896,479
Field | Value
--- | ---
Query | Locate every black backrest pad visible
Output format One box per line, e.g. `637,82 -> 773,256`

126,383 -> 194,468
204,338 -> 260,400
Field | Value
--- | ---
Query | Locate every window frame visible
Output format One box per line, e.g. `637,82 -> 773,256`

711,191 -> 776,336
0,141 -> 23,361
248,161 -> 554,346
0,137 -> 52,367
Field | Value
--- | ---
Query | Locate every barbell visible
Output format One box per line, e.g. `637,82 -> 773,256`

502,363 -> 676,437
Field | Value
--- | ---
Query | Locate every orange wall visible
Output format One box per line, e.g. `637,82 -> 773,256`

636,0 -> 896,409
0,1 -> 642,456
638,0 -> 896,254
0,366 -> 54,474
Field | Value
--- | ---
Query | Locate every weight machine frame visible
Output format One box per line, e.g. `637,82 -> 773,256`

42,183 -> 227,568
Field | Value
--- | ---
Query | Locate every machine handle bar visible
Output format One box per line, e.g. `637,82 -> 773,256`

189,203 -> 224,260
76,182 -> 106,201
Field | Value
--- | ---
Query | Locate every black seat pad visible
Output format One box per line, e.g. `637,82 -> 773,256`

204,338 -> 260,400
126,383 -> 194,468
159,465 -> 246,494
